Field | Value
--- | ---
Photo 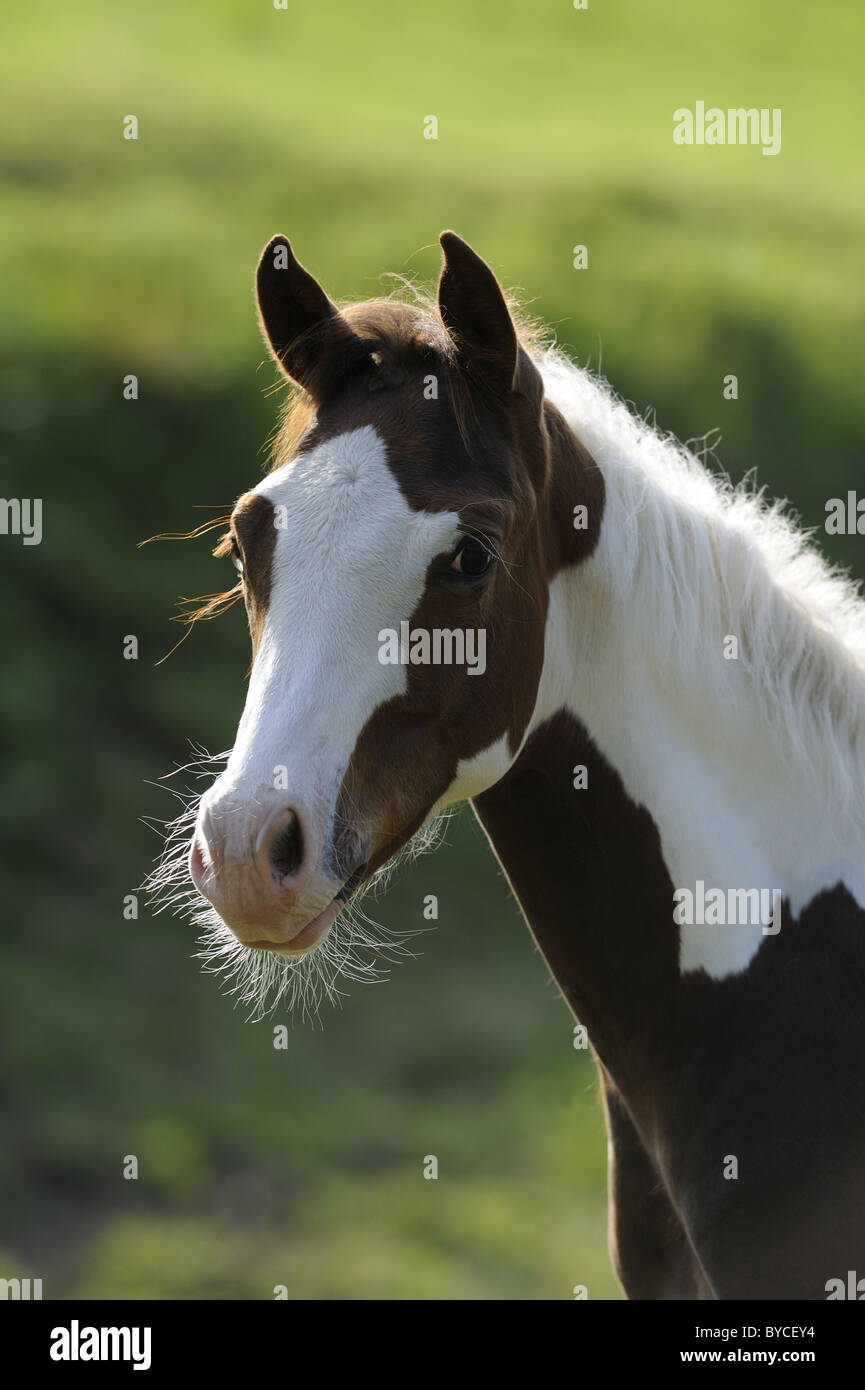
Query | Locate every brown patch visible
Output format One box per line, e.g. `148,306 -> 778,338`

229,491 -> 277,660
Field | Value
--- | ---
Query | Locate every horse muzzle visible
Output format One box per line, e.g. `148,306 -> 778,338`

188,791 -> 351,953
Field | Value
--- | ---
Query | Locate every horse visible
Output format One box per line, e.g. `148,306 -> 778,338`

151,230 -> 865,1300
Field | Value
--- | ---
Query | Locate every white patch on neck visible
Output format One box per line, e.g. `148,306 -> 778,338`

535,569 -> 865,978
438,734 -> 513,811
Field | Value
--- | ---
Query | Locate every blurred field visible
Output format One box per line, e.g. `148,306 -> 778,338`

0,0 -> 863,1299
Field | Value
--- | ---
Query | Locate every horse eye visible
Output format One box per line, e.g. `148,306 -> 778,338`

450,535 -> 493,577
229,536 -> 244,576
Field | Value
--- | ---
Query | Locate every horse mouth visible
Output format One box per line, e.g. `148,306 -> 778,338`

245,898 -> 342,955
244,862 -> 368,955
335,862 -> 368,901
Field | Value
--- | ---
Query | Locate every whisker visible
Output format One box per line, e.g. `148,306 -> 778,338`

141,745 -> 438,1023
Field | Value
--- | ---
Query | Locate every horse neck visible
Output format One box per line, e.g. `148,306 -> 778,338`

474,362 -> 865,1090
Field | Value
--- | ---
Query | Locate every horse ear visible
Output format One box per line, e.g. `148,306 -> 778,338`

437,231 -> 519,394
255,235 -> 357,396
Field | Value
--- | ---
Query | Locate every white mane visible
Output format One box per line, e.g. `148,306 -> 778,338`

538,348 -> 865,830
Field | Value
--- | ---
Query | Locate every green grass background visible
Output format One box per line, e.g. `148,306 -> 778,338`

0,0 -> 863,1299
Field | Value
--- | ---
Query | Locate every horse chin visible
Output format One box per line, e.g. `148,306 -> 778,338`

242,896 -> 343,956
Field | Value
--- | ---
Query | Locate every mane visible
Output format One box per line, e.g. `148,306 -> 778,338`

539,347 -> 865,828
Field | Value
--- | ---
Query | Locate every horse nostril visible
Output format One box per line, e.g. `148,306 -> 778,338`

268,811 -> 304,881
